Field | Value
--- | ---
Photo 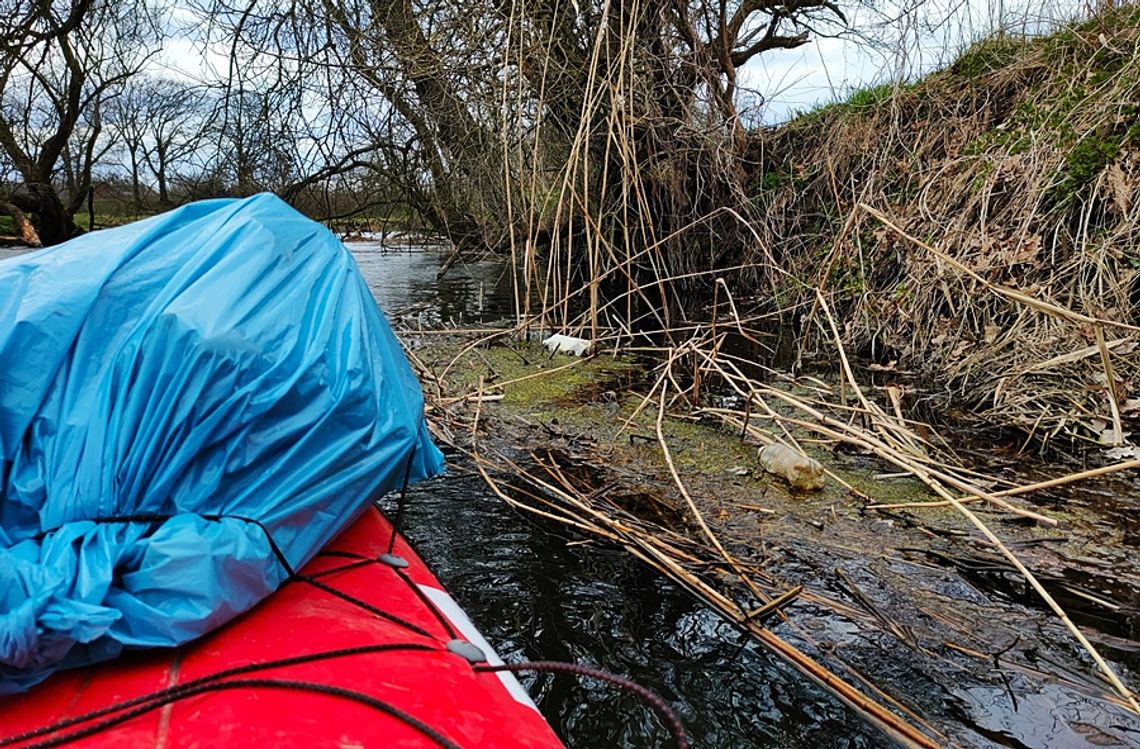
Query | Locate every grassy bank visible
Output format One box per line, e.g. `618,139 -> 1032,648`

746,6 -> 1140,451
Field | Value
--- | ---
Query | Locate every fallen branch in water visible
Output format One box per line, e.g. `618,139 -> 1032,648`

455,370 -> 948,748
686,338 -> 1139,713
409,325 -> 1140,732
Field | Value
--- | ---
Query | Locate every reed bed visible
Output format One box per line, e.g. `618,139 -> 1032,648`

404,4 -> 1140,742
749,9 -> 1140,448
490,3 -> 1140,450
405,319 -> 1140,745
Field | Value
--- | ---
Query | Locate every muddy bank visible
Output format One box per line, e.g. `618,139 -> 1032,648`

407,332 -> 1140,748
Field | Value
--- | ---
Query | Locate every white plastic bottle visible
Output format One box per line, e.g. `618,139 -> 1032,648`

758,444 -> 825,491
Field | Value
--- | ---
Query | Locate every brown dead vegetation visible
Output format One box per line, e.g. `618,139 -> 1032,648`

405,329 -> 1140,746
749,6 -> 1140,449
402,11 -> 1140,739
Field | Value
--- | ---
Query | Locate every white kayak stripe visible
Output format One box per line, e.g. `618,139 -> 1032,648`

417,584 -> 542,714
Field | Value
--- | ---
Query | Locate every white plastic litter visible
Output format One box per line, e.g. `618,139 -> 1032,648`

758,444 -> 825,491
542,334 -> 593,357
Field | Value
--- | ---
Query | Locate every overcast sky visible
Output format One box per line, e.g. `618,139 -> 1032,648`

745,0 -> 1083,122
151,0 -> 1086,126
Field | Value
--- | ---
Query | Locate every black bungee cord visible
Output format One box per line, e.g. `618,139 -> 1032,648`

8,445 -> 692,749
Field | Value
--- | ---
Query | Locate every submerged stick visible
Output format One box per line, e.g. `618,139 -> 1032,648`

916,470 -> 1140,713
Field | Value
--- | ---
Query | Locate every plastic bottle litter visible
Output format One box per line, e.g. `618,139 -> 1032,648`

542,333 -> 593,357
758,444 -> 825,491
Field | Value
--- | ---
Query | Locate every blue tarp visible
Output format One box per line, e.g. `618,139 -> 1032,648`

0,194 -> 444,693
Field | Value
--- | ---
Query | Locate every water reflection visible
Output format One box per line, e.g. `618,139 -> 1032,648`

382,473 -> 881,749
349,242 -> 517,327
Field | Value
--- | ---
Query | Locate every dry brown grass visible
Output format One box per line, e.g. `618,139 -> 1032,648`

750,7 -> 1140,448
496,5 -> 1140,451
407,325 -> 1140,741
430,6 -> 1140,737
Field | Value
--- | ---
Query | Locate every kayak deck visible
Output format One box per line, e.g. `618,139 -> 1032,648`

0,507 -> 564,748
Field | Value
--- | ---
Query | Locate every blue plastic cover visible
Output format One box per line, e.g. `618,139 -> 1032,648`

0,194 -> 444,693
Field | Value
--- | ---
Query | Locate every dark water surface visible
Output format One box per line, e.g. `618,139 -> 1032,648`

350,241 -> 518,327
381,473 -> 880,749
352,243 -> 885,748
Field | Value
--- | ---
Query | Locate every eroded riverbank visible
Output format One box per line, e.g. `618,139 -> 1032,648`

5,239 -> 1134,746
406,326 -> 1140,748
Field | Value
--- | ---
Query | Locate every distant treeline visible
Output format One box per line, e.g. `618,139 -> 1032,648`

2,0 -> 846,256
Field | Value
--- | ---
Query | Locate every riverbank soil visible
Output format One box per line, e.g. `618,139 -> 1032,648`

744,8 -> 1140,451
406,333 -> 1140,749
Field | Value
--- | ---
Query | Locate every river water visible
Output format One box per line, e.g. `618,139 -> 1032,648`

351,243 -> 885,748
5,239 -> 1137,748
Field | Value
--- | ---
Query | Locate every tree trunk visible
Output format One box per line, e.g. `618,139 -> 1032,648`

0,199 -> 43,247
10,184 -> 83,246
130,148 -> 142,210
155,141 -> 170,205
331,0 -> 506,246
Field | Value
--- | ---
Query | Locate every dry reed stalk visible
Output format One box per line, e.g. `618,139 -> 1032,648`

500,0 -> 521,324
815,290 -> 932,458
401,328 -> 518,336
1020,337 -> 1134,373
867,457 -> 1140,510
655,376 -> 771,606
474,434 -> 947,747
859,203 -> 1140,335
684,342 -> 1139,713
433,327 -> 518,386
613,347 -> 681,439
438,356 -> 590,406
1095,327 -> 1125,446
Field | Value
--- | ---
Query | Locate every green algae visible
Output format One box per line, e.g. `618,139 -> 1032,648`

423,334 -> 1135,550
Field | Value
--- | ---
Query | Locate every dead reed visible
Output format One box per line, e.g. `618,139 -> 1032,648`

405,322 -> 1139,746
403,4 -> 1140,742
751,9 -> 1140,447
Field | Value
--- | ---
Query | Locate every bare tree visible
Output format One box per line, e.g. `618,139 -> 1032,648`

0,0 -> 162,244
106,78 -> 150,210
147,81 -> 217,206
108,76 -> 216,208
190,0 -> 846,255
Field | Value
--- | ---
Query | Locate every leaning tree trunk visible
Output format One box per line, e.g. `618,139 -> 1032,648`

0,199 -> 43,247
9,183 -> 83,246
327,0 -> 507,248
